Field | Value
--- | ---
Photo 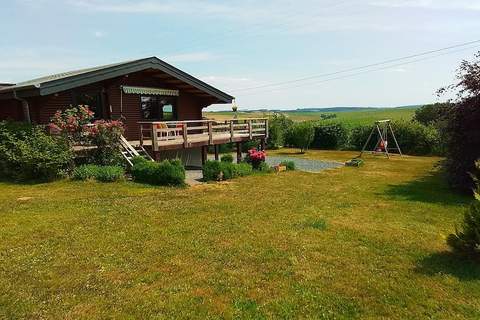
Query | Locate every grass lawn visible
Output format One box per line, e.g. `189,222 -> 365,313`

204,107 -> 416,127
1,150 -> 479,319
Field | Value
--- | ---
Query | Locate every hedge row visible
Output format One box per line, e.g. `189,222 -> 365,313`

268,115 -> 443,156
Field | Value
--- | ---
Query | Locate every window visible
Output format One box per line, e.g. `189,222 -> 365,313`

75,91 -> 104,119
141,96 -> 177,120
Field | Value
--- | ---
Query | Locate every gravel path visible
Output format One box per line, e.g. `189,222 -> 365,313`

266,156 -> 343,173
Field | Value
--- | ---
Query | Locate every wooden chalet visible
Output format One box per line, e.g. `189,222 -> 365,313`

0,57 -> 268,167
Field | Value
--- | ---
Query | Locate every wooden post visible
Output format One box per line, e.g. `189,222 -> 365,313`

264,119 -> 269,139
214,145 -> 219,161
151,124 -> 159,152
201,146 -> 207,165
248,120 -> 253,139
230,120 -> 234,142
208,121 -> 213,145
260,139 -> 266,151
236,142 -> 242,163
182,123 -> 188,148
21,100 -> 31,123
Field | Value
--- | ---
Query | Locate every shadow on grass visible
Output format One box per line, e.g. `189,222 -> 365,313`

0,177 -> 55,186
415,251 -> 480,281
383,170 -> 471,206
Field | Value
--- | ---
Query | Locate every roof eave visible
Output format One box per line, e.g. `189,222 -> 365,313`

13,57 -> 233,103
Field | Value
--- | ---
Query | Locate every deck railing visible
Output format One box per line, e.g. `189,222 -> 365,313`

138,118 -> 268,151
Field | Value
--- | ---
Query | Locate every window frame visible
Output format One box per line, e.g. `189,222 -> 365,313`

140,95 -> 178,121
73,90 -> 105,119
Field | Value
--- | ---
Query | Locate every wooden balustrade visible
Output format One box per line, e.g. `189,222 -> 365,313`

138,118 -> 268,151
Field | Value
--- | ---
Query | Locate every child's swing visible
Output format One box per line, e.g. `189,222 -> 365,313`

360,120 -> 402,158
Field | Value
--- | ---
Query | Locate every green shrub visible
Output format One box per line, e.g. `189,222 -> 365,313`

0,122 -> 73,181
94,166 -> 125,182
288,121 -> 315,153
202,160 -> 253,181
348,125 -> 373,150
132,159 -> 185,186
280,160 -> 295,171
267,113 -> 294,149
447,201 -> 480,257
311,122 -> 348,150
72,164 -> 99,180
203,160 -> 223,181
220,154 -> 234,163
234,162 -> 254,177
72,164 -> 125,182
447,160 -> 480,256
392,121 -> 440,155
256,162 -> 272,173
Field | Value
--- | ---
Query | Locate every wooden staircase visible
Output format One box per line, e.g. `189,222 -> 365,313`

120,135 -> 154,166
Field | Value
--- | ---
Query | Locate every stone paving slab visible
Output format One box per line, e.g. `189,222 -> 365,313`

266,156 -> 343,173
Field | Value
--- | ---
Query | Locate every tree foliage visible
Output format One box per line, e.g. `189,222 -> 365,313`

267,113 -> 294,149
440,52 -> 480,193
447,161 -> 480,256
288,122 -> 315,153
413,103 -> 453,126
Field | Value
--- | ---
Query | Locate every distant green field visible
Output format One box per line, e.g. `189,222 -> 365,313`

204,107 -> 417,127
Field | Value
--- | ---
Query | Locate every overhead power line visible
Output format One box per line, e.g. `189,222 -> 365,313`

234,39 -> 480,92
237,43 -> 480,97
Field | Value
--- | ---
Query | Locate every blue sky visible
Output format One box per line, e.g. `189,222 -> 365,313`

1,0 -> 479,110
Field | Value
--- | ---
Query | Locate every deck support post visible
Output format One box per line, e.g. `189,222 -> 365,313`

151,124 -> 159,152
229,120 -> 234,142
260,139 -> 266,151
236,142 -> 242,164
248,120 -> 253,140
201,146 -> 208,166
208,121 -> 213,145
214,145 -> 219,161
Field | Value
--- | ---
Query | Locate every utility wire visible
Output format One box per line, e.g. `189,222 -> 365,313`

234,39 -> 480,92
237,43 -> 480,97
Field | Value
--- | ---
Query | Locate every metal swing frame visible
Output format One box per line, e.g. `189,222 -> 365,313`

359,120 -> 402,158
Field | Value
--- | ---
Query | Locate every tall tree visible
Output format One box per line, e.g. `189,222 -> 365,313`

439,52 -> 480,193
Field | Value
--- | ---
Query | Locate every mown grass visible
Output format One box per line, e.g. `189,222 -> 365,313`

205,107 -> 416,127
1,150 -> 479,319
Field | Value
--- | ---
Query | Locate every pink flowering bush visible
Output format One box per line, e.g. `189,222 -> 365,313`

246,148 -> 266,170
49,106 -> 94,144
49,106 -> 125,165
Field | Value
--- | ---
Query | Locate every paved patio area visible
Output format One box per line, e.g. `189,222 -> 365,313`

265,156 -> 343,172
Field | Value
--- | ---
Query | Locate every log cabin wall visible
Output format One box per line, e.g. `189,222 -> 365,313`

0,71 -> 212,141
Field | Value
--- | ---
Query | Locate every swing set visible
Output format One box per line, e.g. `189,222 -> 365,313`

359,120 -> 402,158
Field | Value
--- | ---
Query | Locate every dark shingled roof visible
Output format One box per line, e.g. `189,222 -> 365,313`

0,57 -> 234,103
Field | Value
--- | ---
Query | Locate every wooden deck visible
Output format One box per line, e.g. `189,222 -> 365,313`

136,119 -> 268,151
